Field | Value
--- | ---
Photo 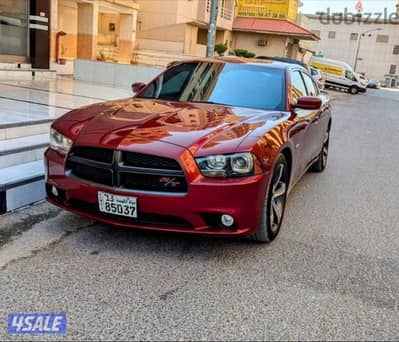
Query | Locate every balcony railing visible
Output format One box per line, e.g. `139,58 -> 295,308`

220,6 -> 233,20
205,0 -> 234,21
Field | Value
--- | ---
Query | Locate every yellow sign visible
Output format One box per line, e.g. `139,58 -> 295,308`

236,0 -> 298,21
311,62 -> 343,77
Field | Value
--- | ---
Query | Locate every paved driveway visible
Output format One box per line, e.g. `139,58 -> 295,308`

0,89 -> 398,340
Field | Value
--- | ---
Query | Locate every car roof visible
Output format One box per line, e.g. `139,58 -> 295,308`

170,57 -> 308,72
256,56 -> 308,68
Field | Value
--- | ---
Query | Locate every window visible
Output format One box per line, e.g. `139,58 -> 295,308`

328,31 -> 336,39
141,63 -> 196,100
291,71 -> 307,102
139,63 -> 286,111
197,29 -> 207,45
393,45 -> 399,55
345,70 -> 356,81
389,64 -> 397,75
302,73 -> 318,96
350,33 -> 359,40
376,34 -> 389,43
220,0 -> 233,20
310,68 -> 318,76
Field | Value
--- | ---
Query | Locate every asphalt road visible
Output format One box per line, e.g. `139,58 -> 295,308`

1,88 -> 399,341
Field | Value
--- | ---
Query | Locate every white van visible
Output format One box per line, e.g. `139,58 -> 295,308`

310,56 -> 367,94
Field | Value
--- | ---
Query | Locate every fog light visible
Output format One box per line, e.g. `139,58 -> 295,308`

52,186 -> 59,197
221,214 -> 234,227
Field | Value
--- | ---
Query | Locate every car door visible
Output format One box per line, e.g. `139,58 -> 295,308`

301,71 -> 330,163
288,69 -> 315,180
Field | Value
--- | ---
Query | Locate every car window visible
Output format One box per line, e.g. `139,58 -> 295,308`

310,68 -> 318,76
138,62 -> 286,111
302,72 -> 319,96
140,63 -> 197,100
345,70 -> 356,81
291,70 -> 307,102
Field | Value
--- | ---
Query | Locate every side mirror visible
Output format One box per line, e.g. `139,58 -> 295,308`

295,96 -> 322,110
131,82 -> 146,93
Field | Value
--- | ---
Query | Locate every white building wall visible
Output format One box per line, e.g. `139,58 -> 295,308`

305,14 -> 399,81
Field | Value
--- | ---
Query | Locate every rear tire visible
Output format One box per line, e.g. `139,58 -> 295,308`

349,86 -> 359,94
310,129 -> 330,172
250,154 -> 289,243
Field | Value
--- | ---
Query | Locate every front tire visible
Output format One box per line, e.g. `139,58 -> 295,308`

349,86 -> 359,94
250,154 -> 289,243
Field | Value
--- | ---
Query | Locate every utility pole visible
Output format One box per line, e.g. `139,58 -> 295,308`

354,28 -> 382,72
206,0 -> 218,58
353,34 -> 363,72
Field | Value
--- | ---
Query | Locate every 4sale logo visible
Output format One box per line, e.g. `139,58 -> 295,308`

7,313 -> 67,334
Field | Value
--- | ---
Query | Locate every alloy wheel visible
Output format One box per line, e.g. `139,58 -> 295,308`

270,163 -> 287,233
322,131 -> 329,168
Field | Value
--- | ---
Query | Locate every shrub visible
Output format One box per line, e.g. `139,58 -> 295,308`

234,48 -> 248,57
214,43 -> 228,56
234,48 -> 256,58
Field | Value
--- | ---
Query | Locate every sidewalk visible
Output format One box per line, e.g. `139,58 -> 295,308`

0,76 -> 131,213
0,76 -> 131,126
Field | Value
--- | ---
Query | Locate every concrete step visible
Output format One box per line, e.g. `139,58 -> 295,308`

0,63 -> 32,69
97,45 -> 120,62
0,69 -> 57,80
0,133 -> 49,168
0,119 -> 53,140
0,160 -> 45,214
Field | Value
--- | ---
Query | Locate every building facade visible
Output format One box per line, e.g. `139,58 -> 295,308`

0,0 -> 51,68
1,0 -> 318,72
52,0 -> 139,73
232,0 -> 318,60
305,5 -> 399,86
135,0 -> 317,61
135,0 -> 235,57
0,0 -> 139,71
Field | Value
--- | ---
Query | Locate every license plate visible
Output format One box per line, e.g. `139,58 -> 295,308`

98,191 -> 137,218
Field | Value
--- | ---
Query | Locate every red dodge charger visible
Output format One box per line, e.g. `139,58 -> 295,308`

45,58 -> 331,242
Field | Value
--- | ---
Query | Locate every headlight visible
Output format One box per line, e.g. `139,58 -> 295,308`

196,153 -> 256,177
49,128 -> 73,155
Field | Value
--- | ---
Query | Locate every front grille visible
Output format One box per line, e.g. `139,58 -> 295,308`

69,199 -> 192,228
72,146 -> 114,163
68,161 -> 113,186
66,147 -> 188,193
120,172 -> 187,193
123,151 -> 181,170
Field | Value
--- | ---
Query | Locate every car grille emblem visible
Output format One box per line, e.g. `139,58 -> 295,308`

159,177 -> 180,187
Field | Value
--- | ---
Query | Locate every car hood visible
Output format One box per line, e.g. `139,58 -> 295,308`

55,98 -> 288,156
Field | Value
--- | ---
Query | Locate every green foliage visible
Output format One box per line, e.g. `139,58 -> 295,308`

234,48 -> 256,58
214,43 -> 228,55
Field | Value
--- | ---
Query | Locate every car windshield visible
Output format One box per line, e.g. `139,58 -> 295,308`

138,62 -> 286,111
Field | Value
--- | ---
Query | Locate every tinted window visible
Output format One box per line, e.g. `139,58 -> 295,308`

302,72 -> 318,96
291,71 -> 307,101
141,63 -> 196,100
138,62 -> 286,111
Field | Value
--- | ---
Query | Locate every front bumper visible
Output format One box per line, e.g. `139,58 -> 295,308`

45,148 -> 269,236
